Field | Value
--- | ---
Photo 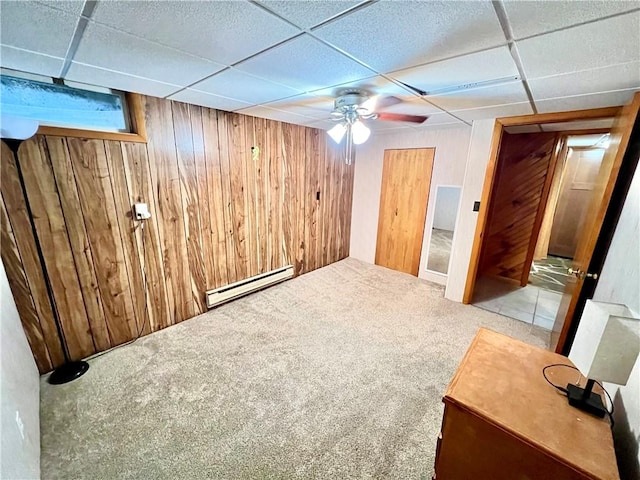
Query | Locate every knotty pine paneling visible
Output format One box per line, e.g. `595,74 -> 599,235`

1,95 -> 353,373
479,132 -> 559,284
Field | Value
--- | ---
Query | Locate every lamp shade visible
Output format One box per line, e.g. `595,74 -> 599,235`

0,115 -> 39,140
327,123 -> 346,144
569,300 -> 640,386
351,120 -> 370,145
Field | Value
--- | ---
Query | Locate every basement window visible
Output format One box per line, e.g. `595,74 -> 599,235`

0,73 -> 130,133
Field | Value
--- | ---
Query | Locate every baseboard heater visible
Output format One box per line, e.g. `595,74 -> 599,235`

206,265 -> 294,309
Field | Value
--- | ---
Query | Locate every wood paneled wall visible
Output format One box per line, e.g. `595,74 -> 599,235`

478,132 -> 559,284
1,96 -> 354,373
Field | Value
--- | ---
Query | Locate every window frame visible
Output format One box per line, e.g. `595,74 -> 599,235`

36,92 -> 148,143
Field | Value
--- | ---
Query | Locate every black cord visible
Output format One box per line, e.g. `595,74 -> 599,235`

84,221 -> 150,362
542,363 -> 615,428
542,363 -> 570,394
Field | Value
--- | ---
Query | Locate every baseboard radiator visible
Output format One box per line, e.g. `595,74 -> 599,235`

206,265 -> 294,309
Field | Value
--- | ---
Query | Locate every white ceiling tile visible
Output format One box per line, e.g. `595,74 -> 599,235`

91,1 -> 300,65
430,81 -> 529,111
259,1 -> 365,29
540,119 -> 615,132
366,120 -> 416,132
74,22 -> 225,87
517,12 -> 640,79
0,45 -> 64,77
35,0 -> 85,16
313,1 -> 506,73
190,68 -> 301,105
452,102 -> 534,122
503,0 -> 639,40
0,1 -> 77,58
301,119 -> 337,130
535,89 -> 639,113
235,34 -> 373,92
388,47 -> 519,93
66,63 -> 182,98
529,62 -> 640,101
263,94 -> 331,118
168,89 -> 252,112
238,105 -> 314,125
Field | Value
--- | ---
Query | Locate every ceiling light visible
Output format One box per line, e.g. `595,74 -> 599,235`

327,123 -> 346,144
351,120 -> 370,145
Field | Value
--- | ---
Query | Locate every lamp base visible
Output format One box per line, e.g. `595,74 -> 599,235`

566,383 -> 607,418
48,361 -> 89,385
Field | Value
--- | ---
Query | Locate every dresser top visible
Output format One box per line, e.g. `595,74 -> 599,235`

444,328 -> 619,480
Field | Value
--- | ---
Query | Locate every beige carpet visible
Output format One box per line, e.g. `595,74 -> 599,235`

40,258 -> 549,479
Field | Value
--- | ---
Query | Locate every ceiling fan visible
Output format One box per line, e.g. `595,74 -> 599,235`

327,89 -> 429,164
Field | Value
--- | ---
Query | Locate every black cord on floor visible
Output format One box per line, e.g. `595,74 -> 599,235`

84,222 -> 150,363
542,363 -> 615,429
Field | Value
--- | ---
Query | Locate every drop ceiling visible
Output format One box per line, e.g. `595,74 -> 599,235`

1,0 -> 639,133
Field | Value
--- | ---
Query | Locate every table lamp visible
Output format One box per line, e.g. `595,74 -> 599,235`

569,300 -> 640,418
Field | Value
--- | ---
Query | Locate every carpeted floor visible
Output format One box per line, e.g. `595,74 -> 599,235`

40,258 -> 549,480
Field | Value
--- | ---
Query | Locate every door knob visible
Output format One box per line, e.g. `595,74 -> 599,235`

568,268 -> 598,280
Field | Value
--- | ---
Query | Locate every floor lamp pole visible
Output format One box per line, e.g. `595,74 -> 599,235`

5,138 -> 89,384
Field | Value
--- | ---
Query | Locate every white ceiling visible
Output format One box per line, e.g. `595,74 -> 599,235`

1,0 -> 639,133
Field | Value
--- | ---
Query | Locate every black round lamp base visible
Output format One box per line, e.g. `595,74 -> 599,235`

48,361 -> 89,385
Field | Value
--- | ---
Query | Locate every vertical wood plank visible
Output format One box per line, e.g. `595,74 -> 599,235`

189,104 -> 216,290
227,113 -> 249,280
45,136 -> 112,351
342,145 -> 356,259
216,111 -> 239,284
19,138 -> 96,359
104,140 -> 148,335
1,198 -> 53,372
66,138 -> 139,345
294,126 -> 307,275
268,120 -> 284,270
242,115 -> 259,278
254,117 -> 269,274
1,142 -> 64,366
172,101 -> 206,314
120,141 -> 172,332
202,108 -> 228,288
281,123 -> 295,270
145,96 -> 194,322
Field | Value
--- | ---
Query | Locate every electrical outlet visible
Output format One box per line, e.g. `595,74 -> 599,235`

15,411 -> 24,440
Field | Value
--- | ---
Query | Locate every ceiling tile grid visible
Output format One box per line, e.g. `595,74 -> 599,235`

0,0 -> 639,130
312,0 -> 507,73
90,0 -> 301,66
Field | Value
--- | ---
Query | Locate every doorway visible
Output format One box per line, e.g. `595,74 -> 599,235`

375,148 -> 434,276
472,132 -> 608,330
464,93 -> 640,354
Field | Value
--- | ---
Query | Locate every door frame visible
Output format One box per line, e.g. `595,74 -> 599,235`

463,106 -> 620,306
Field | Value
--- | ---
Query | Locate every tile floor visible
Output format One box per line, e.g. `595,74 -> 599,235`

473,276 -> 564,331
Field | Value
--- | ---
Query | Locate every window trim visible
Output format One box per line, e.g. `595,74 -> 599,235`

36,93 -> 148,143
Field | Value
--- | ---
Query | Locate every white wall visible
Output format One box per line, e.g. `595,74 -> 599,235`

445,119 -> 495,301
349,124 -> 471,285
432,186 -> 461,232
1,262 -> 40,479
569,164 -> 640,479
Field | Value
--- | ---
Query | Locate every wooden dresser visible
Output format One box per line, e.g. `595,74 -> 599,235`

433,328 -> 619,480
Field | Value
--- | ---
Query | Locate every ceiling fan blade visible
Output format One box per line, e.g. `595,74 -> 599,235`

375,95 -> 403,110
376,112 -> 428,124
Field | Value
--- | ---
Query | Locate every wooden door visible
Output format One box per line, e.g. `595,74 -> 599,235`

478,132 -> 560,285
548,147 -> 605,258
375,148 -> 434,276
552,92 -> 640,353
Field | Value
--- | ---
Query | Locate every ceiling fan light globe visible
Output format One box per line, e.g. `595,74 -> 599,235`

352,120 -> 370,145
327,123 -> 347,144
